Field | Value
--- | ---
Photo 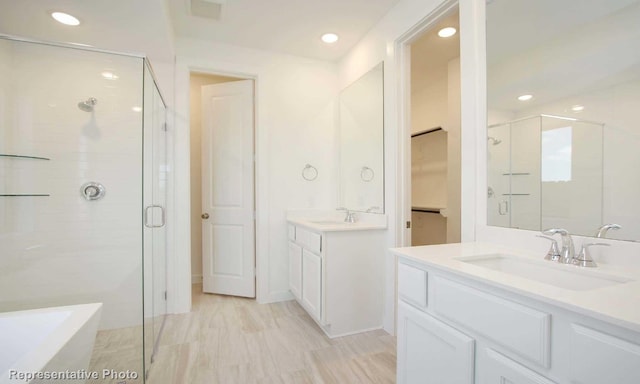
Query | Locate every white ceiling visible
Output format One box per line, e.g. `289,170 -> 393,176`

0,0 -> 175,63
410,10 -> 459,92
166,0 -> 400,61
0,0 -> 400,63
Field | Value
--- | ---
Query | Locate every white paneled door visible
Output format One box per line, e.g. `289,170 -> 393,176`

201,80 -> 255,298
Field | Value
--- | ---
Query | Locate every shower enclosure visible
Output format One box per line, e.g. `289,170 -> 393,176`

487,114 -> 603,233
0,36 -> 168,382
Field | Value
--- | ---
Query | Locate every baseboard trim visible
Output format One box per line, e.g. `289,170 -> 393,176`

258,290 -> 293,304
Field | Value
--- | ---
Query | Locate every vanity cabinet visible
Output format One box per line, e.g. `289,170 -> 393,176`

479,348 -> 557,384
396,257 -> 640,384
288,241 -> 302,300
301,249 -> 321,320
287,222 -> 385,338
397,301 -> 474,384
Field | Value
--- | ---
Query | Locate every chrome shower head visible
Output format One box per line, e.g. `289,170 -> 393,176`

487,136 -> 502,145
78,97 -> 97,112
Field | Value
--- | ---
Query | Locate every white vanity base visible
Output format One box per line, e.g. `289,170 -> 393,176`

288,217 -> 386,338
392,243 -> 640,384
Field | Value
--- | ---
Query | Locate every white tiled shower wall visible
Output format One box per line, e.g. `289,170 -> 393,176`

0,39 -> 144,330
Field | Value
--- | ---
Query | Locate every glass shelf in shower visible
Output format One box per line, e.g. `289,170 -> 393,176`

0,154 -> 51,161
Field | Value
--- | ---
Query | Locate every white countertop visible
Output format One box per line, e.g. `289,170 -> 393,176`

391,242 -> 640,333
288,218 -> 387,232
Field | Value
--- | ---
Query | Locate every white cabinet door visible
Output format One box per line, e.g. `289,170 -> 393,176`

479,348 -> 557,384
569,324 -> 640,384
302,249 -> 322,320
288,241 -> 302,300
397,302 -> 475,384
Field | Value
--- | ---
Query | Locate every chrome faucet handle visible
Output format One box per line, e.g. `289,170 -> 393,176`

537,235 -> 561,262
336,207 -> 356,222
345,211 -> 357,223
595,224 -> 621,238
573,243 -> 610,268
542,228 -> 568,236
542,228 -> 575,264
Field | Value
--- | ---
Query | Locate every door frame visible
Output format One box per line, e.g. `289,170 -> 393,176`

394,0 -> 482,249
171,56 -> 268,314
390,0 -> 483,334
395,0 -> 459,248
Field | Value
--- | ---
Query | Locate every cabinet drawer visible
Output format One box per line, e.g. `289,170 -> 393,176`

288,224 -> 296,241
296,227 -> 322,254
569,324 -> 640,384
398,262 -> 428,309
432,276 -> 550,367
480,348 -> 557,384
397,302 -> 475,384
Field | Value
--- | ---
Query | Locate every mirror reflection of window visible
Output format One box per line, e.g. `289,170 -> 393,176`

541,127 -> 572,182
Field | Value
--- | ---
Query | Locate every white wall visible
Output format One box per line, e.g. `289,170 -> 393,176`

173,38 -> 338,310
0,39 -> 145,330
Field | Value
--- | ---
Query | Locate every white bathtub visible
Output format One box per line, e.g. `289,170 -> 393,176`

0,303 -> 102,384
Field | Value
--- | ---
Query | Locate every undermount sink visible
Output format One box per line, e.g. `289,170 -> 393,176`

457,254 -> 635,291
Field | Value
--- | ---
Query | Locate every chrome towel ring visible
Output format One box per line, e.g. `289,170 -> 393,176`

302,164 -> 318,181
361,166 -> 374,182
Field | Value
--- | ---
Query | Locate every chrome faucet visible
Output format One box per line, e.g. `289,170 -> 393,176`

337,207 -> 357,223
542,228 -> 575,264
595,223 -> 621,238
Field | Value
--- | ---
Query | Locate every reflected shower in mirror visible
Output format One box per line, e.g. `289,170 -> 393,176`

486,0 -> 640,241
338,62 -> 384,213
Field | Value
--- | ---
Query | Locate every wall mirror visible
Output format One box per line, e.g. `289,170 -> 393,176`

338,62 -> 384,213
486,0 -> 640,241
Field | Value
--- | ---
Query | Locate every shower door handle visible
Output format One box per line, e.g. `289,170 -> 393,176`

498,200 -> 509,216
144,205 -> 165,228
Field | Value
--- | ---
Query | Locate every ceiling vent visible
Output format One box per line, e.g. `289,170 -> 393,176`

190,0 -> 228,20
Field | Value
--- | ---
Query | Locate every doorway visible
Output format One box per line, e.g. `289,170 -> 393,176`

406,6 -> 461,246
189,72 -> 256,299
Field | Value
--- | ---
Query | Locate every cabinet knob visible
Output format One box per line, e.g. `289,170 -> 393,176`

201,213 -> 210,219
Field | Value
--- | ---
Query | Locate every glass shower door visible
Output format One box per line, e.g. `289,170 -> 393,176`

142,62 -> 168,378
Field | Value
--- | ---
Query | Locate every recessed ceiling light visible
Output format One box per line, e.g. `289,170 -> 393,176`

571,105 -> 585,112
132,106 -> 142,112
437,27 -> 457,38
51,12 -> 80,26
321,33 -> 339,44
101,72 -> 119,80
517,94 -> 533,101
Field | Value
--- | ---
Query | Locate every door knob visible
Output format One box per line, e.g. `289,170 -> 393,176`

201,213 -> 210,219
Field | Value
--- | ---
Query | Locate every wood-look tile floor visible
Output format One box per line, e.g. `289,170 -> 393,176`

146,284 -> 397,384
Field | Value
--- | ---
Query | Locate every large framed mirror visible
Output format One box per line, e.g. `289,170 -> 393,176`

338,62 -> 384,213
486,0 -> 640,242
